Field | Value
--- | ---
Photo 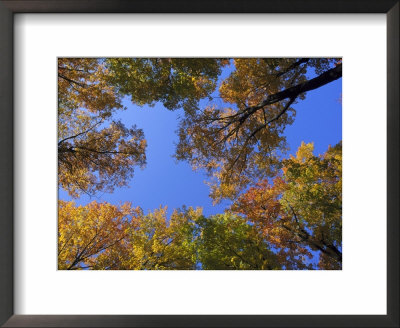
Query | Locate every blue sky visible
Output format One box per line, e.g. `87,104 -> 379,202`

59,65 -> 342,218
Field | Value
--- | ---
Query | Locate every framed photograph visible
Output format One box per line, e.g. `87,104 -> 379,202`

1,1 -> 398,327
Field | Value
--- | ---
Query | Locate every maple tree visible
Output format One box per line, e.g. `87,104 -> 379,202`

106,58 -> 227,111
232,142 -> 342,269
58,200 -> 134,270
175,58 -> 342,201
58,201 -> 200,270
114,206 -> 200,270
196,213 -> 280,270
58,58 -> 147,197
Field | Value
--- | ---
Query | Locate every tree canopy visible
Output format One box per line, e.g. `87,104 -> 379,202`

58,59 -> 146,197
58,142 -> 342,270
58,57 -> 342,270
233,142 -> 342,269
176,58 -> 341,201
58,58 -> 228,197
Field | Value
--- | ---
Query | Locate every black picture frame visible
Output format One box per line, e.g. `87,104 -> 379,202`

0,1 -> 398,327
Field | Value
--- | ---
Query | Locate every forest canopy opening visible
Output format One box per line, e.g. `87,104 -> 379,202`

58,58 -> 342,270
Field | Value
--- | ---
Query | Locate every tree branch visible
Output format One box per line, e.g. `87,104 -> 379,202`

58,73 -> 87,88
58,120 -> 103,146
204,64 -> 342,140
275,58 -> 310,77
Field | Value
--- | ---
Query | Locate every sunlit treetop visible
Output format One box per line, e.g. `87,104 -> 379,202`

175,58 -> 341,202
196,213 -> 281,270
232,142 -> 342,269
58,200 -> 137,270
58,58 -> 148,197
105,58 -> 228,111
59,201 -> 199,270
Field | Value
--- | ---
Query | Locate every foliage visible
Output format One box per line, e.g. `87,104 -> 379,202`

58,203 -> 281,270
116,206 -> 200,270
175,58 -> 341,201
105,58 -> 227,111
196,213 -> 280,270
59,58 -> 342,200
232,142 -> 342,269
58,201 -> 200,270
57,58 -> 342,270
58,200 -> 134,270
58,58 -> 228,197
58,58 -> 146,197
